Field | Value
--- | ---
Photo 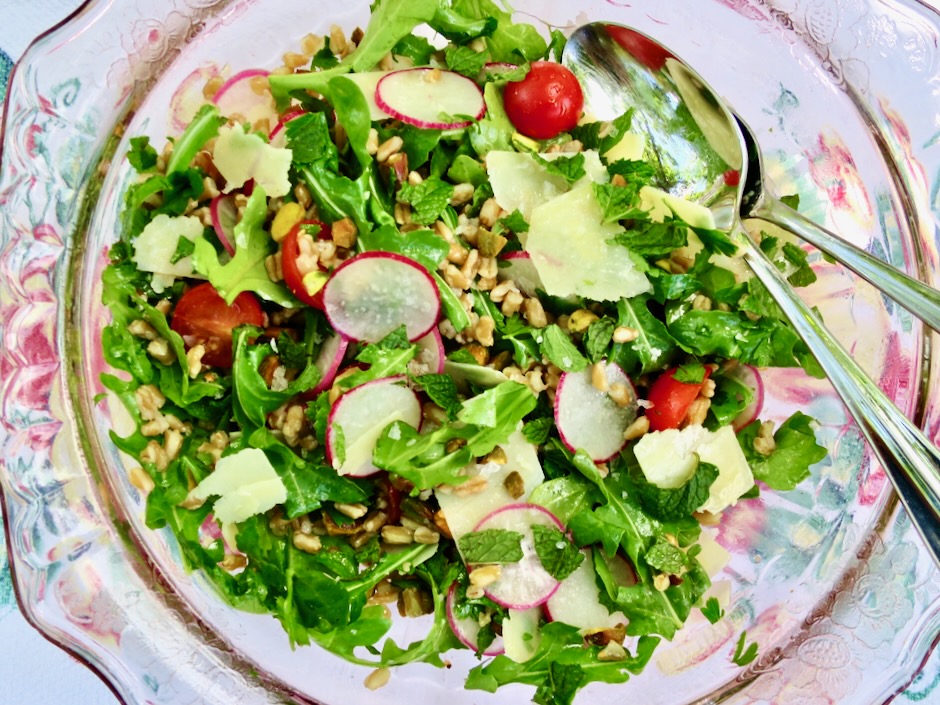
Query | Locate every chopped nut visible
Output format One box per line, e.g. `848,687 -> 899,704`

135,384 -> 166,421
623,415 -> 650,441
362,511 -> 389,534
293,532 -> 322,553
450,182 -> 475,206
366,127 -> 380,155
147,337 -> 176,365
473,315 -> 496,347
598,641 -> 628,661
612,326 -> 639,343
219,554 -> 248,572
685,397 -> 711,426
433,510 -> 452,539
453,474 -> 489,497
424,67 -> 443,83
186,344 -> 206,379
202,75 -> 224,100
300,32 -> 323,56
701,378 -> 717,398
282,51 -> 308,70
653,573 -> 671,591
329,24 -> 348,55
376,135 -> 404,163
364,668 -> 391,691
463,343 -> 489,366
503,470 -> 525,499
753,420 -> 776,455
522,297 -> 548,328
368,580 -> 401,605
591,361 -> 610,392
692,294 -> 713,311
479,197 -> 501,228
469,564 -> 502,588
128,319 -> 159,341
608,383 -> 634,408
382,525 -> 415,545
331,216 -> 358,248
163,428 -> 183,461
335,502 -> 369,520
413,526 -> 440,545
141,416 -> 169,437
128,466 -> 155,494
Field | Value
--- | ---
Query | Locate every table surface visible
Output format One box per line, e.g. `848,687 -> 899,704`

2,1 -> 940,704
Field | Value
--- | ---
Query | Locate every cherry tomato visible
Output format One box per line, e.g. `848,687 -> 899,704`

604,25 -> 674,72
281,220 -> 332,310
503,61 -> 584,140
170,282 -> 265,368
645,366 -> 711,431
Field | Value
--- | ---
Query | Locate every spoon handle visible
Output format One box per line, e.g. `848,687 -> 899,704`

751,197 -> 940,333
737,224 -> 940,561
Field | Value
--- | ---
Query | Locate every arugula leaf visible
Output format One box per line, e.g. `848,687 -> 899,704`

338,329 -> 417,390
738,411 -> 826,490
673,363 -> 706,384
533,153 -> 587,183
610,297 -> 678,376
166,103 -> 227,174
412,373 -> 462,420
192,186 -> 299,306
433,270 -> 473,332
700,596 -> 724,624
127,136 -> 158,172
445,44 -> 489,77
470,82 -> 515,156
169,235 -> 195,264
459,529 -> 525,563
448,0 -> 547,63
732,631 -> 759,666
358,223 -> 448,271
391,34 -> 436,64
538,324 -> 588,372
532,525 -> 584,581
397,176 -> 455,225
528,475 -> 598,525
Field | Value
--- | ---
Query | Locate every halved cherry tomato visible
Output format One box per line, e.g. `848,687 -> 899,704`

605,25 -> 674,72
170,282 -> 265,368
645,366 -> 711,431
503,61 -> 584,140
281,220 -> 331,309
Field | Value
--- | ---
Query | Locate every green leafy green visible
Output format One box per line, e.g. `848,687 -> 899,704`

458,529 -> 525,563
533,153 -> 586,183
169,235 -> 195,264
445,44 -> 489,77
532,525 -> 584,580
538,324 -> 588,372
632,462 -> 719,522
412,373 -> 463,420
738,411 -> 827,490
731,631 -> 759,666
700,597 -> 724,624
397,176 -> 455,225
644,538 -> 689,575
311,37 -> 340,70
127,136 -> 158,172
166,103 -> 227,174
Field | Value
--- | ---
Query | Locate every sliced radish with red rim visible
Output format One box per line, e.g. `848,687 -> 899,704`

544,550 -> 627,630
268,107 -> 307,149
726,364 -> 764,432
375,68 -> 486,130
498,250 -> 543,297
326,375 -> 422,477
410,329 -> 446,376
210,194 -> 237,255
470,503 -> 563,610
555,361 -> 637,462
213,69 -> 279,128
445,583 -> 505,656
323,252 -> 440,343
308,333 -> 349,396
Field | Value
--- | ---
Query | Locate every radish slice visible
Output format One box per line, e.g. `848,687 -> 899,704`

210,194 -> 237,255
213,69 -> 279,129
544,551 -> 627,630
268,108 -> 306,149
471,503 -> 563,610
555,361 -> 637,462
498,250 -> 543,297
375,68 -> 486,130
323,252 -> 440,343
445,583 -> 505,656
311,333 -> 349,395
726,364 -> 764,432
410,329 -> 446,376
326,376 -> 421,477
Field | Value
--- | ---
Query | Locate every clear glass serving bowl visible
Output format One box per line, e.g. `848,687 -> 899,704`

2,1 -> 940,703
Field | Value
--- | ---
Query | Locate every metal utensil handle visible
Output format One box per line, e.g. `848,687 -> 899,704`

753,197 -> 940,333
739,224 -> 940,561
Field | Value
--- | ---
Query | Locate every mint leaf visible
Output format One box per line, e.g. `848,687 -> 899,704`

497,209 -> 529,234
738,411 -> 826,490
644,538 -> 688,575
459,529 -> 524,563
610,217 -> 688,256
592,182 -> 646,224
169,235 -> 195,264
673,363 -> 706,384
533,662 -> 584,705
583,317 -> 616,364
732,631 -> 759,666
391,34 -> 436,64
127,136 -> 158,172
533,153 -> 586,183
286,111 -> 338,170
398,176 -> 455,225
275,332 -> 308,369
413,373 -> 462,420
700,596 -> 724,624
633,462 -> 719,522
523,417 -> 553,445
445,44 -> 488,77
538,324 -> 588,372
532,525 -> 584,581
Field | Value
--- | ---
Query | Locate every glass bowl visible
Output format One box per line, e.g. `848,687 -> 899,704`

2,0 -> 940,703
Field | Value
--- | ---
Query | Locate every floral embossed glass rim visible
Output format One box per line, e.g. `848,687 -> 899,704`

1,0 -> 940,704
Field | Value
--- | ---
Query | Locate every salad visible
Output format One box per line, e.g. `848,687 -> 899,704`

101,0 -> 828,702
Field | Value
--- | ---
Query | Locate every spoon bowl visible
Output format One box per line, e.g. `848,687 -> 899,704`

563,21 -> 940,566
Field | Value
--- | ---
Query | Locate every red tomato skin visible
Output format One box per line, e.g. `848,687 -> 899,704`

170,282 -> 265,368
503,61 -> 584,140
645,367 -> 711,431
281,220 -> 331,310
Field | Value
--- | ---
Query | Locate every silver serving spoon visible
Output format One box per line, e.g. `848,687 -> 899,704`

563,22 -> 940,564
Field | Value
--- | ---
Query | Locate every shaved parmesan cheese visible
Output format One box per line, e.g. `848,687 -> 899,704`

525,183 -> 650,301
188,448 -> 287,524
604,132 -> 646,163
436,430 -> 543,541
634,424 -> 754,514
486,149 -> 607,221
132,213 -> 206,293
213,124 -> 292,198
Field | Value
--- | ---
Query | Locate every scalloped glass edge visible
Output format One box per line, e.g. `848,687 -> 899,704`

0,1 -> 939,704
